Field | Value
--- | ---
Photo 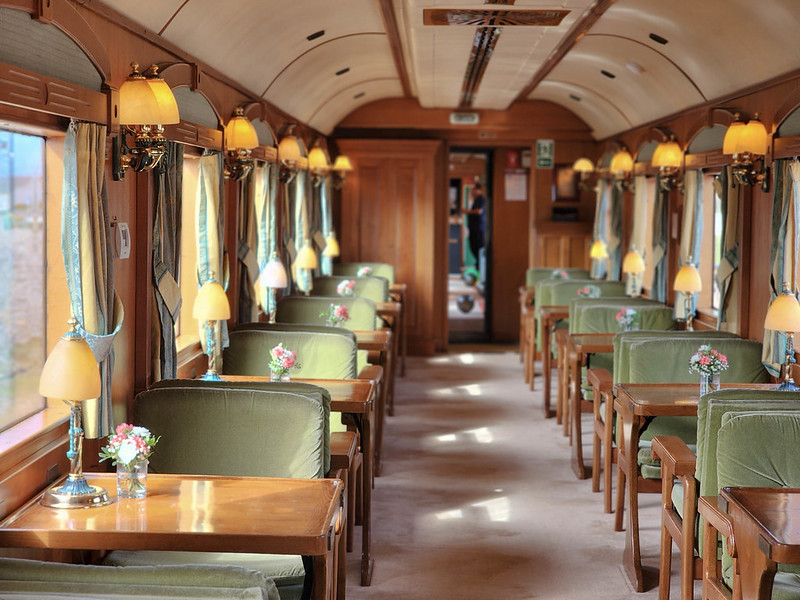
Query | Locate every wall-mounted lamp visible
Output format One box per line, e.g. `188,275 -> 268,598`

764,282 -> 800,390
223,106 -> 259,181
192,273 -> 230,380
652,136 -> 684,192
572,157 -> 595,191
278,133 -> 304,183
622,248 -> 646,297
589,239 -> 608,260
674,262 -> 702,330
323,232 -> 340,258
260,253 -> 288,323
295,241 -> 319,270
331,155 -> 353,189
722,112 -> 770,192
112,63 -> 180,181
610,148 -> 634,190
308,147 -> 330,187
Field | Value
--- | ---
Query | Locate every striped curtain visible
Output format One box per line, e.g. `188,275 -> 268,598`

253,163 -> 278,314
291,170 -> 314,293
626,175 -> 648,296
763,159 -> 800,375
319,177 -> 334,276
238,172 -> 259,323
61,120 -> 123,438
650,176 -> 669,302
607,181 -> 624,280
591,180 -> 609,280
674,170 -> 704,320
715,167 -> 740,332
151,141 -> 183,381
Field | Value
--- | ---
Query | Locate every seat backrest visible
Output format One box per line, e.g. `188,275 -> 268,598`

333,262 -> 395,284
525,267 -> 589,287
312,275 -> 389,303
150,379 -> 332,474
569,298 -> 672,333
134,386 -> 326,479
276,295 -> 378,331
612,330 -> 739,383
224,325 -> 358,379
622,337 -> 768,385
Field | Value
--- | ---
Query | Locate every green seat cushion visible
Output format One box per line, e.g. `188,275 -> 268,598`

277,295 -> 378,331
569,298 -> 672,334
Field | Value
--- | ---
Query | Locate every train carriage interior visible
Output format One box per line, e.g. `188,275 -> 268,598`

3,1 -> 800,599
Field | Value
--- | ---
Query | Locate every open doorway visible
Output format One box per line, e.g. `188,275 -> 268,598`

447,149 -> 491,343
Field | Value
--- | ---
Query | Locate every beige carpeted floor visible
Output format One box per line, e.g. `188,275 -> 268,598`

345,343 -> 692,599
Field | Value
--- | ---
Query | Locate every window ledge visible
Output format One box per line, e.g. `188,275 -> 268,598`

0,406 -> 70,473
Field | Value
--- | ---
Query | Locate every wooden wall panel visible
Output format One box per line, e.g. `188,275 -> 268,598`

337,139 -> 444,355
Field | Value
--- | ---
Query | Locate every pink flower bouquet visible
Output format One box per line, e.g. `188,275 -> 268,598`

689,344 -> 728,376
337,279 -> 355,296
321,303 -> 350,327
99,423 -> 159,469
615,307 -> 641,331
357,266 -> 372,277
269,343 -> 299,379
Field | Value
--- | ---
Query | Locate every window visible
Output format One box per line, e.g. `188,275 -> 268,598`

697,172 -> 721,311
176,155 -> 200,350
711,181 -> 724,310
0,130 -> 46,431
642,179 -> 655,295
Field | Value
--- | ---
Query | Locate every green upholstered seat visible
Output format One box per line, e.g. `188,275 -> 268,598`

276,295 -> 378,331
569,298 -> 674,334
312,275 -> 389,303
0,557 -> 279,600
333,262 -> 394,284
525,267 -> 589,287
105,385 -> 329,600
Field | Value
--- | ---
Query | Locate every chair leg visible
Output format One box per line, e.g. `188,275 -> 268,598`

592,423 -> 601,493
658,515 -> 673,600
615,463 -> 626,532
679,478 -> 698,600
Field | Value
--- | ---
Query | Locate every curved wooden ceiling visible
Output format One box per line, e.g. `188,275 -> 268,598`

105,0 -> 800,138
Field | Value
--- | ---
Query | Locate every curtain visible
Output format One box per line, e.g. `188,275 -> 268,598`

590,180 -> 609,280
319,177 -> 334,276
195,152 -> 228,361
291,170 -> 314,293
253,163 -> 272,314
61,120 -> 123,438
151,141 -> 183,381
763,159 -> 800,375
674,170 -> 704,320
715,167 -> 740,332
607,181 -> 624,280
626,175 -> 648,295
651,176 -> 669,302
238,173 -> 259,323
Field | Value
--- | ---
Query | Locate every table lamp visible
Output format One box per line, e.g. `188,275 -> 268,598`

261,253 -> 288,323
764,282 -> 800,390
39,318 -> 111,508
193,272 -> 230,380
674,263 -> 702,330
622,249 -> 645,297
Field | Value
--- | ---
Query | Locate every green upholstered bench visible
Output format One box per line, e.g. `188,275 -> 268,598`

276,295 -> 378,331
0,557 -> 279,600
333,262 -> 394,284
525,267 -> 589,287
312,275 -> 389,303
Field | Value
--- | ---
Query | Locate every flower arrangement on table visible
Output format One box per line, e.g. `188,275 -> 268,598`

357,266 -> 372,277
269,343 -> 300,381
100,423 -> 160,498
550,269 -> 569,280
337,279 -> 355,297
577,285 -> 601,298
689,344 -> 729,377
615,307 -> 641,331
320,303 -> 350,327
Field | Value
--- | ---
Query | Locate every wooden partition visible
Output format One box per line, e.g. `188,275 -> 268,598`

533,221 -> 592,269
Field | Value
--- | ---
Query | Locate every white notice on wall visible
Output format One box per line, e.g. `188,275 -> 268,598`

504,170 -> 528,201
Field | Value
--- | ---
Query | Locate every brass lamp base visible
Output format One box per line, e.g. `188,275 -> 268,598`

41,475 -> 112,509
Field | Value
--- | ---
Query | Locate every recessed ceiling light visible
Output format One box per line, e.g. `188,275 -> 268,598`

625,61 -> 643,76
307,30 -> 325,41
569,94 -> 581,101
354,92 -> 365,99
649,33 -> 668,45
601,70 -> 616,79
336,67 -> 350,76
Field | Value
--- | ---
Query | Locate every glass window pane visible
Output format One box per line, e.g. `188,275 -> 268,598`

0,130 -> 45,430
712,183 -> 724,310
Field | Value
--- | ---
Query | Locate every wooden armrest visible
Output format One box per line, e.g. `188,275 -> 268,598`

651,435 -> 697,477
586,367 -> 612,391
698,496 -> 736,558
359,364 -> 383,383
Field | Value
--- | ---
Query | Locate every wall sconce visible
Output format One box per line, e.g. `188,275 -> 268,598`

278,133 -> 303,183
572,157 -> 595,191
722,112 -> 770,192
223,106 -> 259,181
308,147 -> 330,187
589,239 -> 608,260
652,137 -> 684,192
674,262 -> 702,330
610,148 -> 633,190
323,233 -> 340,258
622,248 -> 645,297
260,253 -> 288,323
39,317 -> 110,508
764,282 -> 800,390
112,63 -> 180,181
331,155 -> 353,190
192,272 -> 230,380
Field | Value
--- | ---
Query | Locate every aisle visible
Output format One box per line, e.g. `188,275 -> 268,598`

346,344 -> 670,599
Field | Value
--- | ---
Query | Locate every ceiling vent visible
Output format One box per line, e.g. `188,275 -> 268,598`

423,9 -> 569,27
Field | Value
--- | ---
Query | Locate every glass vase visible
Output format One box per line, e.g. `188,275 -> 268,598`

270,370 -> 290,382
117,459 -> 148,499
700,373 -> 721,395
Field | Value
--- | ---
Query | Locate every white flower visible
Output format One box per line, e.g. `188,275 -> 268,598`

130,426 -> 151,438
117,438 -> 139,465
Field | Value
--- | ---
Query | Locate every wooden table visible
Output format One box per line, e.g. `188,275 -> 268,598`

566,333 -> 614,480
388,283 -> 407,377
701,487 -> 800,600
0,474 -> 343,600
539,306 -> 569,418
224,376 -> 377,586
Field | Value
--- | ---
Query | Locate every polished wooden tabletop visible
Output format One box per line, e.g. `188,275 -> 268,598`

376,301 -> 401,316
568,332 -> 615,354
222,376 -> 375,413
0,474 -> 343,556
614,383 -> 776,415
354,329 -> 392,352
720,487 -> 800,560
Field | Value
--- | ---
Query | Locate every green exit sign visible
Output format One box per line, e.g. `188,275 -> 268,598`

536,139 -> 554,168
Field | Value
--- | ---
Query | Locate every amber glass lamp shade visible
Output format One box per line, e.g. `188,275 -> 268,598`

323,234 -> 340,257
118,64 -> 162,126
144,65 -> 180,125
572,157 -> 594,173
333,155 -> 353,172
296,244 -> 319,270
278,136 -> 303,163
590,240 -> 608,259
225,107 -> 259,151
673,264 -> 702,293
193,279 -> 231,321
652,141 -> 682,168
39,329 -> 101,401
261,256 -> 288,289
622,250 -> 645,274
610,149 -> 633,175
737,117 -> 768,156
764,286 -> 800,332
722,119 -> 746,155
308,147 -> 330,173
